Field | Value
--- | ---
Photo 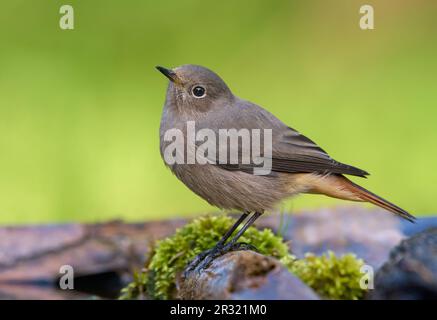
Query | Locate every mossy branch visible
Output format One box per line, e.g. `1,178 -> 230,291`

120,215 -> 366,300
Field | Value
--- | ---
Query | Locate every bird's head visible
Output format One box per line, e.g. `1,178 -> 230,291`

156,64 -> 233,114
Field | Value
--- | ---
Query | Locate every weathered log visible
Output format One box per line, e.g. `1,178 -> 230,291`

177,251 -> 319,300
0,220 -> 187,299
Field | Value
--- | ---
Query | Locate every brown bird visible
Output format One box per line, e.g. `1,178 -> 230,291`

156,64 -> 415,272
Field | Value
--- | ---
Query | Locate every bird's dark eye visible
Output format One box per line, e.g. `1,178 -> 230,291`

192,85 -> 206,98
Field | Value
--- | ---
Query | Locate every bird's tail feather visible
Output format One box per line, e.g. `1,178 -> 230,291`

308,174 -> 416,223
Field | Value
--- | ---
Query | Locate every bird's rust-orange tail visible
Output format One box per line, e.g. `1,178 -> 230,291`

339,176 -> 416,222
308,174 -> 416,223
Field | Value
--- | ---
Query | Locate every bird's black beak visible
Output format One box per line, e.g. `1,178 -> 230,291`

156,66 -> 179,83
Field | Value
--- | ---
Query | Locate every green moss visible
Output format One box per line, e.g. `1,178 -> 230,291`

290,251 -> 366,300
120,215 -> 292,300
119,269 -> 148,300
120,215 -> 366,300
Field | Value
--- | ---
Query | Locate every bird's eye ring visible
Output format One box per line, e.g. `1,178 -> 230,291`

191,85 -> 206,98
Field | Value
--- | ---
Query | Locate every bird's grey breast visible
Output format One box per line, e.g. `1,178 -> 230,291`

158,96 -> 293,212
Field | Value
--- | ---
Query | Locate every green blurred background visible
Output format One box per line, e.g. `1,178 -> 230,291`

0,0 -> 436,224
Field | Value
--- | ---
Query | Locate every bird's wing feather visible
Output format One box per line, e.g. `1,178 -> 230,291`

199,99 -> 369,177
269,126 -> 369,177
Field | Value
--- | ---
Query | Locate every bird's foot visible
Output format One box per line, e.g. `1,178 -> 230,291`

183,242 -> 258,278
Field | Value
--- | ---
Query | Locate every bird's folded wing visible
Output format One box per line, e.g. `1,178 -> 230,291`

217,126 -> 368,177
196,100 -> 369,177
268,127 -> 369,177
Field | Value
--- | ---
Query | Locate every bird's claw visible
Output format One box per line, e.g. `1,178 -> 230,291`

183,247 -> 215,276
183,242 -> 258,278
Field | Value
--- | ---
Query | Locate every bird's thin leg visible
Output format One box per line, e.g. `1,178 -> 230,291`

191,211 -> 263,273
184,212 -> 250,275
216,211 -> 250,247
219,211 -> 262,251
